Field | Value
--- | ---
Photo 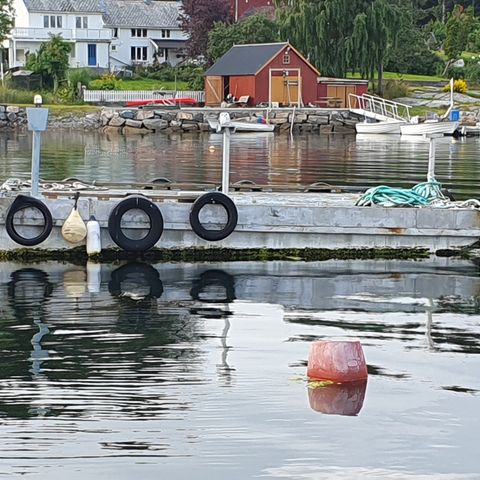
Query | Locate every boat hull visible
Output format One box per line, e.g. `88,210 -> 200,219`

208,119 -> 275,133
400,121 -> 459,136
355,121 -> 404,134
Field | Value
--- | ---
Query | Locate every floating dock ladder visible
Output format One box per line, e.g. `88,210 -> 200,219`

348,93 -> 411,122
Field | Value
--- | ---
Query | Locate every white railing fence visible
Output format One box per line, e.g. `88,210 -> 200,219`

348,93 -> 411,122
83,89 -> 205,104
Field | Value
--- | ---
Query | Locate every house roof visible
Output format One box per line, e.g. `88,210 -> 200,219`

23,0 -> 103,13
205,43 -> 288,76
23,0 -> 182,28
102,0 -> 182,28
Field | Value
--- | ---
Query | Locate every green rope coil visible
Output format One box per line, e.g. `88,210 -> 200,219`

356,181 -> 445,207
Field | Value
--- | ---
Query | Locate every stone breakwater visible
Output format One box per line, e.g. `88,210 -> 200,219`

0,105 -> 358,134
100,107 -> 358,134
3,105 -> 478,133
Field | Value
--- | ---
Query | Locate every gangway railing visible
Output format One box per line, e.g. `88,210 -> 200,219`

348,93 -> 411,122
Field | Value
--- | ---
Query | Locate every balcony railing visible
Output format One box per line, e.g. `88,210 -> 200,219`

12,28 -> 112,41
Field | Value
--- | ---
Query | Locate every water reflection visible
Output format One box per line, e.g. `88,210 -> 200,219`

308,380 -> 367,416
0,259 -> 479,477
2,130 -> 480,199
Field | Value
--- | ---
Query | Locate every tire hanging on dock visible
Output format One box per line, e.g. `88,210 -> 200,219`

6,195 -> 53,246
189,192 -> 238,241
108,196 -> 164,252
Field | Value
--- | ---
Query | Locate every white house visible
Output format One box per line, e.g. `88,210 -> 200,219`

4,0 -> 187,70
103,1 -> 187,70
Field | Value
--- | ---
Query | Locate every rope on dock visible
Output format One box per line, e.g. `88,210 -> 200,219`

356,180 -> 480,209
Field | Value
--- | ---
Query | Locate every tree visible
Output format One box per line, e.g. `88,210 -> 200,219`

0,0 -> 14,42
180,0 -> 232,61
277,0 -> 401,93
207,14 -> 280,63
444,5 -> 475,72
27,35 -> 71,92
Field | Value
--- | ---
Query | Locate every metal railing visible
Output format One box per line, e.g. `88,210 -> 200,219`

83,89 -> 205,104
348,93 -> 411,122
12,27 -> 112,40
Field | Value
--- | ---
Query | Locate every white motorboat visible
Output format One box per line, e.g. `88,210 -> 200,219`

400,120 -> 459,136
355,120 -> 404,134
208,118 -> 275,133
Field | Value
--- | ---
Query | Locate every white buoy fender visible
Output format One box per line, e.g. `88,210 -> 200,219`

86,215 -> 101,255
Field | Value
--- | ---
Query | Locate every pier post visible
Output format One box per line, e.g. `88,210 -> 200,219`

427,136 -> 436,182
31,130 -> 42,198
26,96 -> 49,198
222,127 -> 231,195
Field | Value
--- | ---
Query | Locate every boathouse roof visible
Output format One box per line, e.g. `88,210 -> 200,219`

205,43 -> 290,76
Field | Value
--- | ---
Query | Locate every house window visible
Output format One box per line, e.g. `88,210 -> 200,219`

112,28 -> 118,38
131,28 -> 147,37
43,15 -> 62,28
131,46 -> 148,61
111,45 -> 117,51
161,29 -> 170,38
76,16 -> 88,28
283,54 -> 290,64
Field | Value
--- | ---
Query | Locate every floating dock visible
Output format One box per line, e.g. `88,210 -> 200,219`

0,182 -> 479,258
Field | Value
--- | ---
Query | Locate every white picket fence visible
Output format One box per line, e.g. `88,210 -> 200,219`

83,89 -> 205,104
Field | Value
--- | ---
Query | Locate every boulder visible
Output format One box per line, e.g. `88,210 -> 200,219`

6,112 -> 16,122
125,119 -> 143,128
109,116 -> 126,127
177,111 -> 194,121
182,123 -> 198,131
143,118 -> 168,130
136,109 -> 155,120
6,106 -> 20,114
308,115 -> 330,125
120,109 -> 136,119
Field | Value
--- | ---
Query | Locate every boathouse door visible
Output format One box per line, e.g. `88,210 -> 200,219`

205,76 -> 224,106
269,69 -> 301,106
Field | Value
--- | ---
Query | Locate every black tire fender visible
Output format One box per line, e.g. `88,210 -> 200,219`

189,192 -> 238,241
6,195 -> 53,246
108,196 -> 163,252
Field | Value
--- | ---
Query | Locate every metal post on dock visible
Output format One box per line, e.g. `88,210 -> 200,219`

26,95 -> 49,198
222,127 -> 231,195
217,112 -> 235,196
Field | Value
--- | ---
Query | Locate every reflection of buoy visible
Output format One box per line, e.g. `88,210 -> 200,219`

308,380 -> 367,416
86,261 -> 101,293
63,269 -> 87,298
86,215 -> 101,255
307,340 -> 368,383
208,145 -> 215,152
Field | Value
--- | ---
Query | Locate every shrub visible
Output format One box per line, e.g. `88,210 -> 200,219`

89,73 -> 122,90
0,86 -> 56,104
443,79 -> 468,93
383,80 -> 409,100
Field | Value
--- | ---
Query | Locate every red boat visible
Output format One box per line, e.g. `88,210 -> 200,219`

125,97 -> 198,107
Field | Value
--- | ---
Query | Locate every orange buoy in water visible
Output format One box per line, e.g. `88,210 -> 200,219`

307,340 -> 368,383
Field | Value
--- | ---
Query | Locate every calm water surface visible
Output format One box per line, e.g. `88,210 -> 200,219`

0,258 -> 479,479
1,130 -> 480,199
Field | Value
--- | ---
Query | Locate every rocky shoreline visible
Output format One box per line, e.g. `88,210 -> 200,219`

2,103 -> 480,133
0,106 -> 359,134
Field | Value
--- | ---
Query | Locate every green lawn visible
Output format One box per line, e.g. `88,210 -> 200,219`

347,72 -> 445,82
118,78 -> 190,91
